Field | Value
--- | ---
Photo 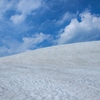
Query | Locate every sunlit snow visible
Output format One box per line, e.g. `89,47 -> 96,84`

0,41 -> 100,100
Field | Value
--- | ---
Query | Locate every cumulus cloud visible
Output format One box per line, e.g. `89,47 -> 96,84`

0,33 -> 50,56
10,0 -> 42,24
19,33 -> 50,52
57,12 -> 100,44
0,0 -> 42,24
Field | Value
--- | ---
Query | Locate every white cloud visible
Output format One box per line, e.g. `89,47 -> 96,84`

17,0 -> 42,14
0,33 -> 50,56
56,12 -> 76,25
10,0 -> 42,24
0,0 -> 42,24
57,12 -> 100,44
0,0 -> 14,19
19,33 -> 50,51
10,14 -> 26,24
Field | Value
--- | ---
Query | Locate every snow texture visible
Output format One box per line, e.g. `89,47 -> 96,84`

0,41 -> 100,100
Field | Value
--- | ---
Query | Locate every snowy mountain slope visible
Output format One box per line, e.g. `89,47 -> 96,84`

0,41 -> 100,100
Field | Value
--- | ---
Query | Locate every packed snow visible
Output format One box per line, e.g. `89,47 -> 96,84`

0,41 -> 100,100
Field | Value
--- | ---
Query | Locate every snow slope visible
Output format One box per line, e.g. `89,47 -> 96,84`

0,41 -> 100,100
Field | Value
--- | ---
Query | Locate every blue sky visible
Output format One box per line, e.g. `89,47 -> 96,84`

0,0 -> 100,56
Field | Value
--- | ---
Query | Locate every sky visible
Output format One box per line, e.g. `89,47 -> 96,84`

0,0 -> 100,57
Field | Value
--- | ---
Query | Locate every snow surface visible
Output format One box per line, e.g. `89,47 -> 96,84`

0,41 -> 100,100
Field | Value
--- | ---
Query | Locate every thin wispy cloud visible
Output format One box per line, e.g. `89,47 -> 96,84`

0,0 -> 14,19
56,12 -> 77,25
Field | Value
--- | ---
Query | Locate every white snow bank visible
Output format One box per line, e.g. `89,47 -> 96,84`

0,41 -> 100,100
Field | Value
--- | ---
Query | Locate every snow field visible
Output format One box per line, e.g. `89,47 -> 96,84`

0,41 -> 100,100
